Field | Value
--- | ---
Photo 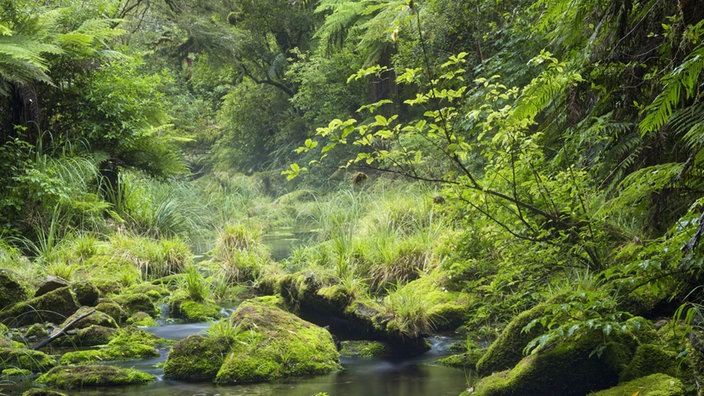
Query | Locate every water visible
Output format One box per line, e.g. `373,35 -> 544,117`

56,323 -> 468,396
261,227 -> 317,261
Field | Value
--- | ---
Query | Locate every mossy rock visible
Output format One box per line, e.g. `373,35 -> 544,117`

58,326 -> 163,364
95,300 -> 128,324
22,389 -> 69,396
620,344 -> 682,382
36,365 -> 155,389
0,347 -> 56,372
0,286 -> 80,327
214,299 -> 341,384
112,293 -> 159,317
475,302 -> 550,376
589,373 -> 685,396
59,306 -> 118,329
70,281 -> 100,306
3,367 -> 32,376
0,270 -> 32,310
163,334 -> 232,381
687,328 -> 704,390
54,325 -> 116,347
340,340 -> 388,358
468,330 -> 635,396
126,311 -> 158,327
170,293 -> 222,322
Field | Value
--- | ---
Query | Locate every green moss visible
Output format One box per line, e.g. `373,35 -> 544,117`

163,334 -> 232,381
589,373 -> 685,396
475,302 -> 550,376
58,326 -> 163,364
22,388 -> 69,396
620,344 -> 682,382
0,287 -> 79,327
70,281 -> 100,306
127,312 -> 158,327
36,365 -> 155,389
0,347 -> 56,372
112,293 -> 159,317
60,306 -> 118,329
177,300 -> 222,322
252,294 -> 285,308
470,330 -> 626,396
56,325 -> 116,347
214,300 -> 341,384
59,349 -> 104,365
340,340 -> 388,358
95,300 -> 128,324
0,270 -> 32,310
3,367 -> 31,376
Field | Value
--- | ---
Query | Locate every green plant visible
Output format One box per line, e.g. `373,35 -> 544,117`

207,319 -> 243,341
183,265 -> 209,302
383,284 -> 436,339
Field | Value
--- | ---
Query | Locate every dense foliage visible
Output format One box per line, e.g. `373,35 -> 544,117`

1,0 -> 704,393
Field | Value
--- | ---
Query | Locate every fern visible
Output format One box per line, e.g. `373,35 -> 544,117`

639,43 -> 704,136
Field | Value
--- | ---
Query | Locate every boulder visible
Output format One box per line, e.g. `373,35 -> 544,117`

36,365 -> 155,389
589,373 -> 685,396
70,281 -> 100,306
215,300 -> 341,383
34,276 -> 70,298
0,270 -> 32,310
164,299 -> 341,384
163,335 -> 232,381
0,347 -> 56,372
0,286 -> 80,327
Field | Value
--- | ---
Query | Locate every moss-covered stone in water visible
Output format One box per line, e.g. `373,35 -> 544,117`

112,293 -> 158,317
340,340 -> 388,358
0,347 -> 56,372
215,300 -> 341,384
58,326 -> 163,364
163,335 -> 232,381
36,365 -> 155,389
174,300 -> 222,322
59,349 -> 104,365
60,306 -> 118,329
589,373 -> 685,396
22,388 -> 69,396
0,270 -> 32,310
127,311 -> 158,327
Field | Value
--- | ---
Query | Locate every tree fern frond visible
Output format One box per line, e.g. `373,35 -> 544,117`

639,44 -> 704,136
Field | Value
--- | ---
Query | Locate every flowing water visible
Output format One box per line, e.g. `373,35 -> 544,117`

57,322 -> 468,396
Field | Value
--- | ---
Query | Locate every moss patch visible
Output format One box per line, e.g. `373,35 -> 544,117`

340,340 -> 388,358
589,373 -> 684,396
0,347 -> 56,372
163,334 -> 232,381
36,365 -> 154,389
0,287 -> 79,327
0,270 -> 32,310
215,300 -> 341,384
620,343 -> 682,382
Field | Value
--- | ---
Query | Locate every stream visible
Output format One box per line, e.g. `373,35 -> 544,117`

56,321 -> 469,396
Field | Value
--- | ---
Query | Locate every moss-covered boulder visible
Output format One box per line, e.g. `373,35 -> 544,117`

60,306 -> 118,329
111,293 -> 159,317
0,347 -> 56,372
620,344 -> 682,382
467,329 -> 637,396
54,325 -> 116,347
36,365 -> 155,389
215,300 -> 341,383
169,292 -> 223,322
0,287 -> 80,327
0,270 -> 32,310
95,299 -> 128,324
475,302 -> 550,376
58,326 -> 163,364
34,276 -> 69,298
589,373 -> 685,396
163,335 -> 232,381
22,389 -> 69,396
127,311 -> 158,327
70,281 -> 100,306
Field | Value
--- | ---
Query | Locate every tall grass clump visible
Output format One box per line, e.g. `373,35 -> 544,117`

183,265 -> 209,302
116,171 -> 212,250
109,234 -> 192,280
211,223 -> 271,283
383,285 -> 436,339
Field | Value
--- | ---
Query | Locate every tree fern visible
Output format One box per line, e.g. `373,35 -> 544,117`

639,43 -> 704,136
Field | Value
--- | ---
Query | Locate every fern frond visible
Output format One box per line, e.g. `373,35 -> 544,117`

639,44 -> 704,136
